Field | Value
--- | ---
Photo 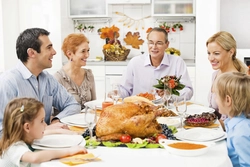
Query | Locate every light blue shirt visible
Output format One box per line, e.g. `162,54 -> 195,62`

119,53 -> 193,100
0,60 -> 80,132
225,114 -> 250,167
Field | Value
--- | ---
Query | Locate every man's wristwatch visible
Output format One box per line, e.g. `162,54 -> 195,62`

51,117 -> 60,123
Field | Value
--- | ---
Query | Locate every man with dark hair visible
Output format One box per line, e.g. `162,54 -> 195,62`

0,28 -> 81,134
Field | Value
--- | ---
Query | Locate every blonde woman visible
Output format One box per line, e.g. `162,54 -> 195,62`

54,33 -> 96,110
206,31 -> 248,120
0,97 -> 87,166
214,72 -> 250,166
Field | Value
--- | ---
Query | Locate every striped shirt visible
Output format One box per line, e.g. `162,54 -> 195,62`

0,60 -> 80,133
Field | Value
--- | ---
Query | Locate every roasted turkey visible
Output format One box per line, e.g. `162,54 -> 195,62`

96,102 -> 163,141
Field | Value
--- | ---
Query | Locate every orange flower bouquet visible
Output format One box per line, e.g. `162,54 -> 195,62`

153,75 -> 185,96
99,25 -> 129,61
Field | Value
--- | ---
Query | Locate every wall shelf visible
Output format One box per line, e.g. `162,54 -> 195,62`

73,18 -> 112,24
154,16 -> 195,23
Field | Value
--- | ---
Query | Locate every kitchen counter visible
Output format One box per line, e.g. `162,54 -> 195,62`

86,59 -> 195,67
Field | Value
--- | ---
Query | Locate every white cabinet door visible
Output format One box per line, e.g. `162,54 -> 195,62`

85,65 -> 105,100
152,0 -> 195,16
94,76 -> 106,100
68,0 -> 108,18
105,65 -> 127,93
187,66 -> 195,101
107,0 -> 150,4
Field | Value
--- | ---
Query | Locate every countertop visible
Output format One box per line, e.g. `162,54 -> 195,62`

86,59 -> 195,67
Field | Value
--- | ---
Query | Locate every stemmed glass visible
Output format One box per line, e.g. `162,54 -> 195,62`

111,83 -> 121,104
174,96 -> 187,130
163,84 -> 172,109
85,106 -> 97,149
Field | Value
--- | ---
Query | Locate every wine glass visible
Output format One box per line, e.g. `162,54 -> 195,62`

84,106 -> 97,149
174,96 -> 187,130
163,84 -> 172,109
111,83 -> 121,104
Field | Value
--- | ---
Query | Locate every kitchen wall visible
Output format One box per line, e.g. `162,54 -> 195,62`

2,0 -> 248,105
61,1 -> 196,63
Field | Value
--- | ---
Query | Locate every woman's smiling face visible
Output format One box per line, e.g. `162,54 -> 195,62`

207,42 -> 232,71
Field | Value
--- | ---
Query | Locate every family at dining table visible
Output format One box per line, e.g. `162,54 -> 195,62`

0,26 -> 249,166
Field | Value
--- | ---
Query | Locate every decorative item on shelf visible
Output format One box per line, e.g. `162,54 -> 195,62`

153,75 -> 185,96
172,23 -> 183,32
75,23 -> 95,33
99,25 -> 130,61
115,11 -> 151,30
159,22 -> 171,33
165,47 -> 181,56
124,32 -> 144,49
146,22 -> 183,33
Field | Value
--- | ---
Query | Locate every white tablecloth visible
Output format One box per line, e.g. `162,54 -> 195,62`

31,140 -> 232,167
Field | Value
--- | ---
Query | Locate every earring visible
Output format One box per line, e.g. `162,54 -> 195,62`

70,58 -> 73,61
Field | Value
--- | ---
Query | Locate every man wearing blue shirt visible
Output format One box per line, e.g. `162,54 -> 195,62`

0,28 -> 81,135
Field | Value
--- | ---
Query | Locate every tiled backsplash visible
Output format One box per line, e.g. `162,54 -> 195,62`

61,3 -> 195,62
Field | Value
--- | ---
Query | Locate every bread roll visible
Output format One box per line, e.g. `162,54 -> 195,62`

123,95 -> 153,105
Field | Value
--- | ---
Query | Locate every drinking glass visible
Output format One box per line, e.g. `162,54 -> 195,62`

163,84 -> 172,109
174,96 -> 187,130
85,106 -> 97,149
111,83 -> 121,104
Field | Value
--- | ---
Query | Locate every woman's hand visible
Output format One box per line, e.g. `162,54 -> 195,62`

156,89 -> 164,97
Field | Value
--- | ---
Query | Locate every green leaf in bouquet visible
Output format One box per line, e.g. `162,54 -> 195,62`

153,84 -> 164,90
172,89 -> 180,96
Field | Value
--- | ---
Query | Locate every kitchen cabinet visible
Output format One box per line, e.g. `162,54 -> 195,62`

152,0 -> 195,16
187,66 -> 195,101
68,0 -> 109,18
107,0 -> 151,4
84,65 -> 106,100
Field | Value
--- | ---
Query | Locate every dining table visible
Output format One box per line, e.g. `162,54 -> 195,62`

31,129 -> 232,167
31,101 -> 233,167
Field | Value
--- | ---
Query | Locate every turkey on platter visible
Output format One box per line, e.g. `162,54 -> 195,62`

96,101 -> 163,141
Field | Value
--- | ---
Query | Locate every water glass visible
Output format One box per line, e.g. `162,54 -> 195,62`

111,83 -> 121,104
174,96 -> 187,130
84,106 -> 97,149
163,85 -> 172,109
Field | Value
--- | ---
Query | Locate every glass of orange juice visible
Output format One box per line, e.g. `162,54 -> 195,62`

102,101 -> 113,111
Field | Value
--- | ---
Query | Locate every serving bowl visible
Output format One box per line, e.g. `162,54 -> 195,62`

159,139 -> 215,157
157,117 -> 180,128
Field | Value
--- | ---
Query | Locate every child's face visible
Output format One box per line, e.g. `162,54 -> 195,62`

29,108 -> 47,140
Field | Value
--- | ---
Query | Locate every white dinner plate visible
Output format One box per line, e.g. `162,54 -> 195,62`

32,138 -> 86,150
174,128 -> 225,142
157,117 -> 180,128
186,104 -> 215,115
33,134 -> 83,148
159,139 -> 215,157
152,95 -> 162,103
60,113 -> 89,127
